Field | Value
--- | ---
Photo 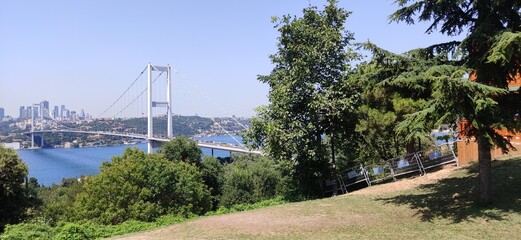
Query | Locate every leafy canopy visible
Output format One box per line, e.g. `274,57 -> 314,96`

0,146 -> 33,231
72,148 -> 211,225
159,136 -> 202,165
245,0 -> 359,196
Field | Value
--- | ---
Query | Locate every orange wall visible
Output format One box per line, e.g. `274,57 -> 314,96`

457,140 -> 521,165
457,73 -> 521,164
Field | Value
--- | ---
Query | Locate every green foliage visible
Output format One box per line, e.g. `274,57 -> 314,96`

246,0 -> 360,196
0,223 -> 54,240
72,148 -> 211,225
37,178 -> 84,225
210,196 -> 287,216
159,136 -> 202,165
200,156 -> 224,209
54,223 -> 90,240
347,42 -> 443,165
487,31 -> 521,69
0,196 -> 288,240
0,146 -> 34,231
390,0 -> 521,147
390,0 -> 521,204
220,155 -> 283,208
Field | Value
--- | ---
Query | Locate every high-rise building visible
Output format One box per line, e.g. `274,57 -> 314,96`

19,106 -> 26,119
26,106 -> 33,119
71,111 -> 77,121
53,106 -> 59,119
40,100 -> 50,119
79,109 -> 85,120
0,107 -> 4,119
26,106 -> 39,119
41,100 -> 49,111
60,105 -> 66,118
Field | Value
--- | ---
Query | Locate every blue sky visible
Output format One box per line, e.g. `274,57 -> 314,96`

0,0 -> 462,118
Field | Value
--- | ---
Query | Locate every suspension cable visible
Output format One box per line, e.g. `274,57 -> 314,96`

98,66 -> 147,118
172,69 -> 249,130
174,82 -> 245,147
112,71 -> 164,118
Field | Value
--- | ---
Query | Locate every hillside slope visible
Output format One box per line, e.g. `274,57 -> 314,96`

112,159 -> 521,240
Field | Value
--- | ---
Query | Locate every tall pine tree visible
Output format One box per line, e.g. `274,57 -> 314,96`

391,0 -> 521,204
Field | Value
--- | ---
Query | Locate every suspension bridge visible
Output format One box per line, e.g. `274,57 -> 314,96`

24,64 -> 262,155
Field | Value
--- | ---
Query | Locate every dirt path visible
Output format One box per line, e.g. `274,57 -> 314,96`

111,164 -> 461,240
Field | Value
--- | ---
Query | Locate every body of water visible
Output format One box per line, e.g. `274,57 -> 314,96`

17,135 -> 242,186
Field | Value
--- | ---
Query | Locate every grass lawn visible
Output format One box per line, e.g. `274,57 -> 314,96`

112,157 -> 521,239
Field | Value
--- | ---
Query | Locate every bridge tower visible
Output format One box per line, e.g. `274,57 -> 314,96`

30,103 -> 44,148
147,64 -> 173,154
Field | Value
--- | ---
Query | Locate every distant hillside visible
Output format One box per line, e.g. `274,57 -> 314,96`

0,116 -> 250,148
85,116 -> 250,137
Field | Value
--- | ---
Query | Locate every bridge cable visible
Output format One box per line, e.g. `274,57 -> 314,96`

172,69 -> 249,130
173,81 -> 245,147
113,71 -> 164,118
98,66 -> 147,118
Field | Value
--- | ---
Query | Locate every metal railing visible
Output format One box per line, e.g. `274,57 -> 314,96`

325,143 -> 457,195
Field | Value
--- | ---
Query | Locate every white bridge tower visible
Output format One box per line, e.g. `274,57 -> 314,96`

147,64 -> 173,154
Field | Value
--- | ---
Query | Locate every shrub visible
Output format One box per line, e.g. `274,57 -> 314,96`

200,156 -> 224,209
71,148 -> 211,225
55,223 -> 90,240
37,178 -> 84,225
220,155 -> 282,207
0,223 -> 54,240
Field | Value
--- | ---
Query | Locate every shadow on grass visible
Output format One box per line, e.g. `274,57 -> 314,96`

377,157 -> 521,223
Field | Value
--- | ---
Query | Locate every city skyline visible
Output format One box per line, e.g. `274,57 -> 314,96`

0,1 -> 462,118
14,100 -> 90,121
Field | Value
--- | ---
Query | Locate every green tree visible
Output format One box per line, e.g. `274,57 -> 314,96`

0,146 -> 32,231
390,0 -> 521,204
350,42 -> 440,163
220,155 -> 282,208
72,148 -> 211,224
159,136 -> 202,165
245,0 -> 359,196
200,156 -> 224,209
37,178 -> 84,225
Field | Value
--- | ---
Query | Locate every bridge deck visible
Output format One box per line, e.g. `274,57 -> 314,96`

26,130 -> 262,154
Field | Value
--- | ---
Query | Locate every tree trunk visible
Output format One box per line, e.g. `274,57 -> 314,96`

330,130 -> 338,196
406,139 -> 416,154
477,135 -> 492,205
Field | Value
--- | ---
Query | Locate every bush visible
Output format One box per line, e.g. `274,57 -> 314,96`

200,156 -> 224,209
71,148 -> 211,225
0,223 -> 54,240
54,223 -> 90,240
220,155 -> 283,207
37,178 -> 84,225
